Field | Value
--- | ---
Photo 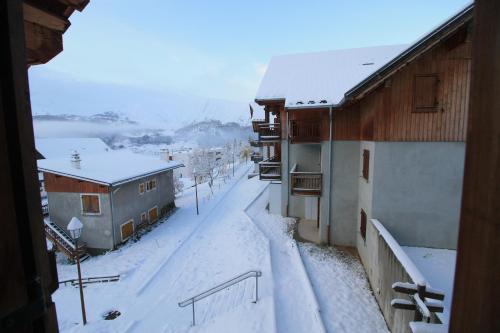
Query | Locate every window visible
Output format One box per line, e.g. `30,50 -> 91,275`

362,149 -> 370,181
81,194 -> 100,214
146,179 -> 157,192
148,206 -> 159,224
360,209 -> 367,241
120,219 -> 134,242
139,183 -> 145,194
413,74 -> 439,112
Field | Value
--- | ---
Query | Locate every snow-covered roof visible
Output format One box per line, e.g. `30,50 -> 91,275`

36,137 -> 110,159
255,45 -> 408,108
38,150 -> 183,186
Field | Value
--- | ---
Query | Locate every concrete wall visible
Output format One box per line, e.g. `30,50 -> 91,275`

287,143 -> 321,219
48,192 -> 113,252
330,141 -> 360,246
371,142 -> 465,249
357,141 -> 376,246
280,139 -> 289,216
358,219 -> 419,333
269,182 -> 281,214
359,219 -> 444,332
111,170 -> 175,245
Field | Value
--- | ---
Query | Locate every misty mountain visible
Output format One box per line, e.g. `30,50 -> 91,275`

28,68 -> 254,130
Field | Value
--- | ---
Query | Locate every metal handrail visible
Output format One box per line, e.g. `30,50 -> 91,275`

178,270 -> 262,326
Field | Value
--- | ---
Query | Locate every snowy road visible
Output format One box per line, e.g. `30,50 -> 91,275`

124,172 -> 273,332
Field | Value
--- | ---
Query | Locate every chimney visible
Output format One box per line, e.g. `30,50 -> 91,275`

71,151 -> 81,169
160,149 -> 170,161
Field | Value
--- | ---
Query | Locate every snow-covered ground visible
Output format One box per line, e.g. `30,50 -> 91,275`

53,167 -> 388,333
403,246 -> 456,324
246,187 -> 389,333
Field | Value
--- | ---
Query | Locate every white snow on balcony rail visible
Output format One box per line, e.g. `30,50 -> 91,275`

370,219 -> 426,285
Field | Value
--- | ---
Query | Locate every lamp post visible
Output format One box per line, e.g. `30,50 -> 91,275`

67,217 -> 87,325
193,168 -> 199,215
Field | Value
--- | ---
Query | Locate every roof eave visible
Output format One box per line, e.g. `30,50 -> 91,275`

343,3 -> 474,102
254,98 -> 286,106
39,163 -> 185,188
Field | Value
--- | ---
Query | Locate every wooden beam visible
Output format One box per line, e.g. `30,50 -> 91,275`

450,0 -> 500,332
0,0 -> 58,331
59,0 -> 89,12
23,2 -> 69,32
24,21 -> 62,65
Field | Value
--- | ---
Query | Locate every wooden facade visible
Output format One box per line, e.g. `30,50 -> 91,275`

43,172 -> 110,193
277,21 -> 474,143
450,1 -> 500,331
329,24 -> 473,142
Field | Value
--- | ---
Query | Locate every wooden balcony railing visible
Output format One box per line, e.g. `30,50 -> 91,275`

251,153 -> 263,163
290,164 -> 322,196
249,139 -> 261,147
259,157 -> 281,181
290,120 -> 321,143
258,123 -> 281,142
252,119 -> 266,132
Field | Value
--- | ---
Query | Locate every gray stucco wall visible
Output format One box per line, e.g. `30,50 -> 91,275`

357,141 -> 376,249
48,192 -> 113,252
286,143 -> 322,219
371,142 -> 465,249
330,141 -> 360,246
111,170 -> 175,245
280,139 -> 289,216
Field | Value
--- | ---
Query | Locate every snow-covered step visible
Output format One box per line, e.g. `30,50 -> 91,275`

245,186 -> 326,333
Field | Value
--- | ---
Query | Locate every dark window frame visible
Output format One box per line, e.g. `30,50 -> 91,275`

362,149 -> 370,181
360,209 -> 367,241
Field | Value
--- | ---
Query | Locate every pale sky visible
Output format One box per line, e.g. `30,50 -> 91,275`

37,0 -> 471,103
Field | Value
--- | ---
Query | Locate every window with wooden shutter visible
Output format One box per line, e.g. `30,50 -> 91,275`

120,219 -> 134,241
139,183 -> 145,194
362,149 -> 370,181
81,194 -> 100,214
148,206 -> 158,224
360,209 -> 367,241
413,74 -> 440,112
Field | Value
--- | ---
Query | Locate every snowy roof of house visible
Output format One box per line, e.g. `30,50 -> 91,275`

38,150 -> 183,186
255,45 -> 408,108
35,137 -> 110,159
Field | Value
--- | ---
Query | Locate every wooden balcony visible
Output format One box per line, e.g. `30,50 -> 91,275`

258,123 -> 281,143
252,119 -> 266,132
290,120 -> 321,143
259,157 -> 281,181
249,139 -> 261,147
290,164 -> 322,196
251,153 -> 263,163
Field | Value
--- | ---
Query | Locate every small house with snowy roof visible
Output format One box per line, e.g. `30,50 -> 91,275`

39,150 -> 183,254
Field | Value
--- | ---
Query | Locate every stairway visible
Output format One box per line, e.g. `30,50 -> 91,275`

44,219 -> 89,262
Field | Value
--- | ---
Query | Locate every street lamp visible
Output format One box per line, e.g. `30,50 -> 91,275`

193,168 -> 199,215
67,217 -> 87,325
